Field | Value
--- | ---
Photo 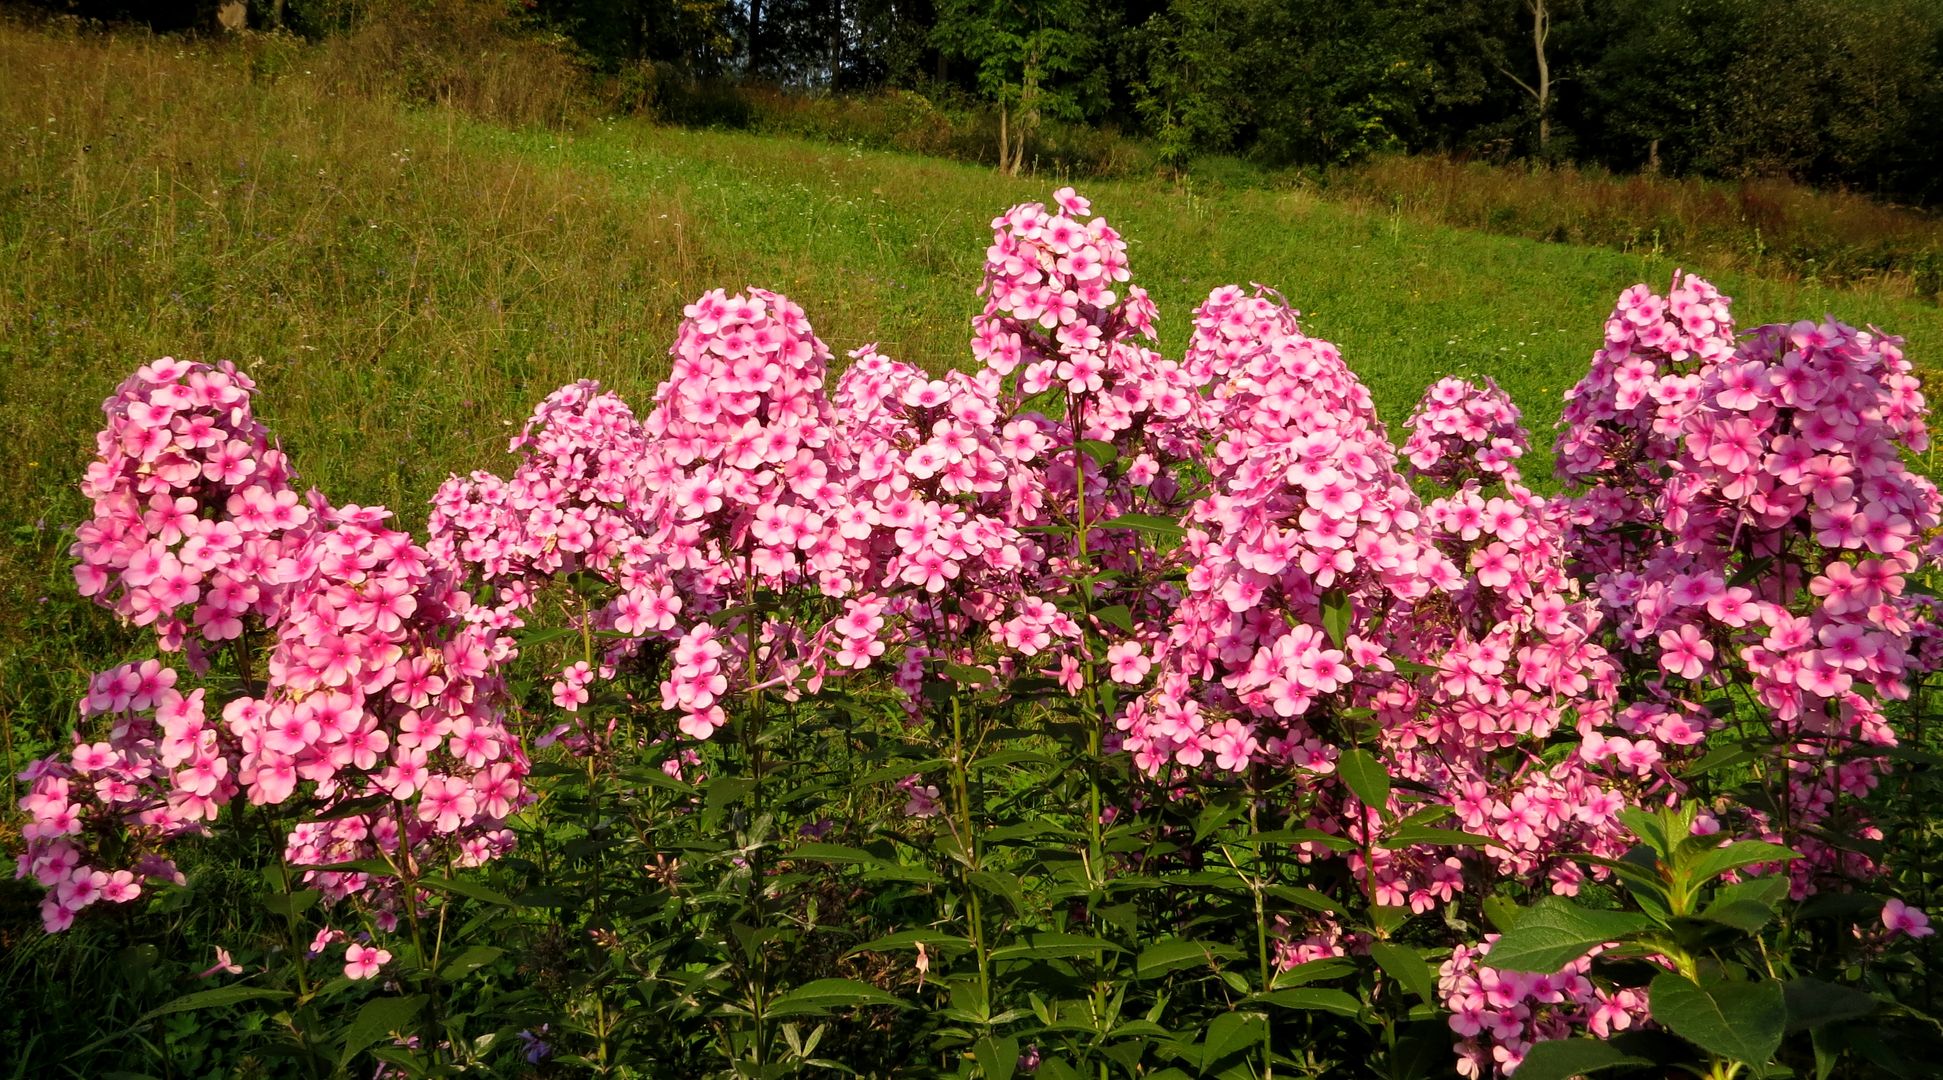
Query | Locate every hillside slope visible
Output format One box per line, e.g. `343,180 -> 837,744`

5,22 -> 1941,749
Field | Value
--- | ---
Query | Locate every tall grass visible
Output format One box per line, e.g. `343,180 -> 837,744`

0,20 -> 705,781
1330,155 -> 1943,301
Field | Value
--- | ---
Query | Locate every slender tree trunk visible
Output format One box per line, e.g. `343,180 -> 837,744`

829,0 -> 843,88
748,0 -> 763,77
1531,0 -> 1552,151
998,99 -> 1012,175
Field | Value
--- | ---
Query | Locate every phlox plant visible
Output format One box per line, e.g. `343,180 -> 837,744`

11,187 -> 1943,1080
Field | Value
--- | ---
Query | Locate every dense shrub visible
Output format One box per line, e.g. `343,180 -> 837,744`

11,187 -> 1943,1077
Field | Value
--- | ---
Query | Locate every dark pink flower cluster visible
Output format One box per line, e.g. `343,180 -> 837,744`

70,357 -> 310,666
28,189 -> 1943,1080
16,660 -> 200,930
1439,939 -> 1648,1077
1559,274 -> 1941,896
22,378 -> 527,937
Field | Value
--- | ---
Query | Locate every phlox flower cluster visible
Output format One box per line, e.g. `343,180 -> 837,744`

1439,939 -> 1649,1078
1403,376 -> 1528,484
70,357 -> 311,666
1368,385 -> 1637,900
242,504 -> 529,914
21,382 -> 528,937
16,660 -> 201,930
1558,274 -> 1941,896
1119,285 -> 1458,777
23,188 -> 1943,1080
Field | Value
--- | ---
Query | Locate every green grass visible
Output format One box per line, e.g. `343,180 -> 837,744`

5,22 -> 1943,761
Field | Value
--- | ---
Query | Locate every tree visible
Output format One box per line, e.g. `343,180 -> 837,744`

932,0 -> 1101,174
1487,0 -> 1572,154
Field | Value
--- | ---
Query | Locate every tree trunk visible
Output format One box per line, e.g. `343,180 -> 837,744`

748,0 -> 763,78
828,0 -> 842,88
998,98 -> 1012,175
1531,0 -> 1551,152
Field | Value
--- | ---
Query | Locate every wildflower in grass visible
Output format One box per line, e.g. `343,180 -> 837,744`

198,946 -> 243,979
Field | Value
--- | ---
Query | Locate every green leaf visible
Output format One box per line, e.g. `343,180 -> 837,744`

439,945 -> 505,980
1617,807 -> 1675,858
1265,883 -> 1348,916
140,986 -> 293,1021
1249,988 -> 1363,1017
1336,749 -> 1390,813
1093,513 -> 1186,540
968,869 -> 1027,914
991,933 -> 1124,962
1697,876 -> 1791,933
1093,604 -> 1136,634
1378,825 -> 1498,850
1242,828 -> 1356,853
1682,743 -> 1757,779
305,856 -> 398,877
1649,973 -> 1784,1068
1076,439 -> 1120,467
767,978 -> 908,1017
1271,957 -> 1357,988
1319,588 -> 1352,649
791,841 -> 894,866
1200,1011 -> 1264,1072
298,792 -> 395,824
973,1034 -> 1020,1080
1368,942 -> 1436,1005
417,875 -> 515,906
260,888 -> 321,917
513,625 -> 579,649
1393,804 -> 1453,829
1481,894 -> 1523,934
942,661 -> 995,688
1135,939 -> 1242,979
339,994 -> 428,1066
848,931 -> 973,956
1782,977 -> 1877,1032
1512,1038 -> 1655,1080
1483,896 -> 1650,972
1687,842 -> 1797,885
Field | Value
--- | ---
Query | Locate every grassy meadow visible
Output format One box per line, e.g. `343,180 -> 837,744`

6,18 -> 1943,767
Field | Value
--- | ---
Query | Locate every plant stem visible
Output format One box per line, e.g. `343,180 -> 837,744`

1249,792 -> 1274,1080
950,689 -> 992,1014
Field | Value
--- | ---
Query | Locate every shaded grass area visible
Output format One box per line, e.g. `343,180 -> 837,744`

5,20 -> 1943,762
646,76 -> 1943,302
1328,154 -> 1943,301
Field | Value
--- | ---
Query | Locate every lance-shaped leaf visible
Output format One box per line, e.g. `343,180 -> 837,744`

1483,896 -> 1650,972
